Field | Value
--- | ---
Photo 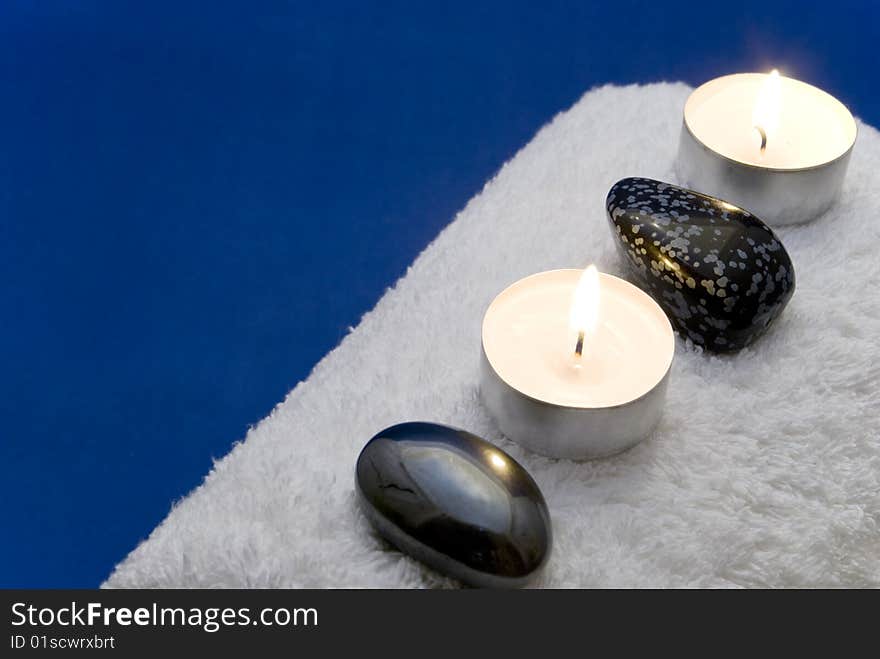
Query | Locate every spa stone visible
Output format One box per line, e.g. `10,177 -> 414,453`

606,177 -> 795,352
355,422 -> 551,588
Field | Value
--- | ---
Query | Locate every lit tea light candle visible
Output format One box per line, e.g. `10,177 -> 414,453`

480,267 -> 674,460
676,71 -> 857,226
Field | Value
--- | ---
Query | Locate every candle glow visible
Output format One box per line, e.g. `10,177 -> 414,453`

752,69 -> 781,153
570,264 -> 600,359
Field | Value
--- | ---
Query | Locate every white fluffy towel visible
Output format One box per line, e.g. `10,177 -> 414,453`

105,83 -> 880,588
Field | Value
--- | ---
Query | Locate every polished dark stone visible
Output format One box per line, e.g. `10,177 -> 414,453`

355,422 -> 552,588
606,177 -> 796,352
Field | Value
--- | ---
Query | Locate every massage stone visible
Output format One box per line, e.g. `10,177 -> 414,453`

355,422 -> 552,588
605,177 -> 796,352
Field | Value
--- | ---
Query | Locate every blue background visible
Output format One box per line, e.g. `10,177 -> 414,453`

2,1 -> 878,587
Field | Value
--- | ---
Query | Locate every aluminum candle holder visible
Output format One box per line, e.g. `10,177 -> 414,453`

676,72 -> 857,226
480,351 -> 671,460
479,269 -> 675,461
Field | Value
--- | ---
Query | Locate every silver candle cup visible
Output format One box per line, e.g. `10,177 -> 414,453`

675,73 -> 857,226
480,351 -> 671,460
676,121 -> 855,226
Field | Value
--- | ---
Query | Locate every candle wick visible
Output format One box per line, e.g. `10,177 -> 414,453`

574,330 -> 585,358
755,125 -> 768,153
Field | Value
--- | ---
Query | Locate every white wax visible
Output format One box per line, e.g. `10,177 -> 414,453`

482,270 -> 674,409
685,73 -> 856,170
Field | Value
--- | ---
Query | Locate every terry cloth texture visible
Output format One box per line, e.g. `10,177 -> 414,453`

105,82 -> 880,588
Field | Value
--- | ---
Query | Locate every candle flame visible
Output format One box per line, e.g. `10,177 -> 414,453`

753,69 -> 781,153
570,265 -> 600,358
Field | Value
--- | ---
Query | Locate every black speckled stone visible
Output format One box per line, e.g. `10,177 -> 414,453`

355,422 -> 551,588
606,177 -> 795,352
